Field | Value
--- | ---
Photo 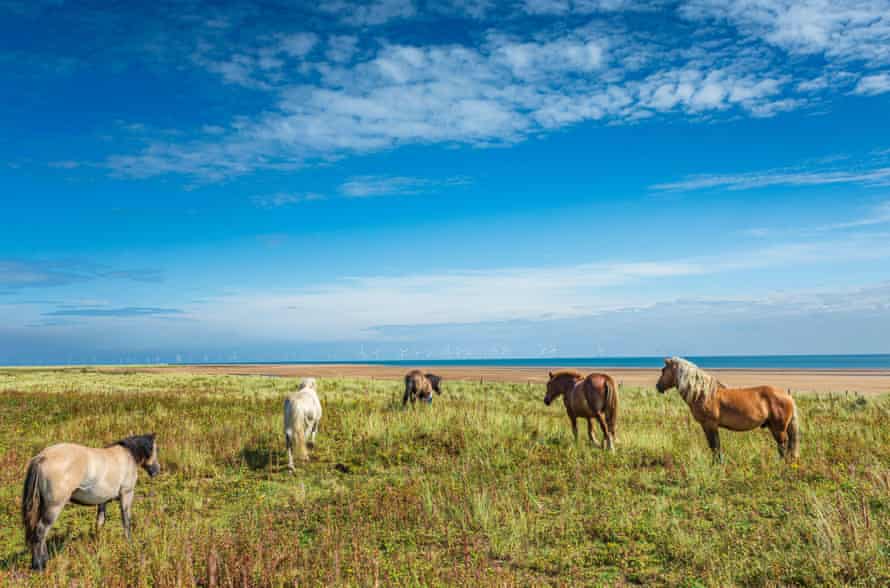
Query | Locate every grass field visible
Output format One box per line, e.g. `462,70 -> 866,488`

0,368 -> 888,586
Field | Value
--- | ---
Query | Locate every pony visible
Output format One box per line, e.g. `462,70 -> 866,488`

656,357 -> 800,462
22,433 -> 160,571
284,377 -> 322,470
402,370 -> 442,406
544,370 -> 618,450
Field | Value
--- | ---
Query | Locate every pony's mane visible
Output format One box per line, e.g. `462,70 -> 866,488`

425,373 -> 442,393
550,369 -> 583,381
113,434 -> 155,463
672,357 -> 720,404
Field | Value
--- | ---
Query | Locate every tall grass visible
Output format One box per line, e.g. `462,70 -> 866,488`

0,370 -> 888,586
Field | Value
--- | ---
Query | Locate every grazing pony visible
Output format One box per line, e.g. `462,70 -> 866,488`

284,377 -> 322,469
22,434 -> 160,571
544,370 -> 618,450
402,370 -> 442,406
656,357 -> 800,462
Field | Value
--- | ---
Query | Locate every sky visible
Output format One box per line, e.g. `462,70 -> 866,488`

1,0 -> 890,364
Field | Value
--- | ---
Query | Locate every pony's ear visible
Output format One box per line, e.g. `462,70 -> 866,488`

548,370 -> 553,378
663,358 -> 671,365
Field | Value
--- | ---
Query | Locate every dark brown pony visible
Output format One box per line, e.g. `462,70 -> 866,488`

402,370 -> 442,406
544,370 -> 618,450
656,357 -> 800,462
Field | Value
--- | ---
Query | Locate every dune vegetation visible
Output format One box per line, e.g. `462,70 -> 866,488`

0,368 -> 888,586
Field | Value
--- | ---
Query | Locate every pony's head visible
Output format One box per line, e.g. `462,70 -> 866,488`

425,373 -> 443,394
544,370 -> 582,405
300,377 -> 317,390
116,433 -> 160,477
657,357 -> 718,403
656,358 -> 679,393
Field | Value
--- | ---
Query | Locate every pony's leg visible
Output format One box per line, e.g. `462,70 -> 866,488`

570,416 -> 578,442
306,420 -> 315,449
32,502 -> 64,571
310,421 -> 319,447
285,432 -> 295,471
95,502 -> 107,532
586,418 -> 597,444
402,387 -> 410,407
119,490 -> 134,542
704,427 -> 722,463
595,413 -> 613,451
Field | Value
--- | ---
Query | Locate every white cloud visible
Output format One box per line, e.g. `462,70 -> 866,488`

817,200 -> 890,230
321,0 -> 416,26
325,35 -> 359,63
189,234 -> 890,340
111,21 -> 806,180
278,32 -> 318,57
523,0 -> 660,14
251,192 -> 326,208
853,72 -> 890,95
680,0 -> 890,66
338,175 -> 470,197
652,160 -> 890,191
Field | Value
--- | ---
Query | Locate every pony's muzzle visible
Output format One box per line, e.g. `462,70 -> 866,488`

146,464 -> 160,477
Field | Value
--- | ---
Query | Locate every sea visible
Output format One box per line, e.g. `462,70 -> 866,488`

223,354 -> 890,370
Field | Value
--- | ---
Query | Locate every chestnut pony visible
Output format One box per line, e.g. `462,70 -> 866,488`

544,370 -> 618,450
656,357 -> 799,462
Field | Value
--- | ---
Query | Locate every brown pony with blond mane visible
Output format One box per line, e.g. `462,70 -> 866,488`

656,357 -> 799,462
544,370 -> 618,450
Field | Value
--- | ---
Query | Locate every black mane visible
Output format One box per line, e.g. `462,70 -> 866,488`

425,373 -> 442,394
113,434 -> 155,463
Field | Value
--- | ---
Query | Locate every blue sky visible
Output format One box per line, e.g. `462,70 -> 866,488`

2,0 -> 890,364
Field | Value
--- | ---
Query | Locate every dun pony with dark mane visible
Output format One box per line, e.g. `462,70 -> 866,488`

544,370 -> 618,450
656,357 -> 800,462
22,434 -> 160,570
403,370 -> 442,406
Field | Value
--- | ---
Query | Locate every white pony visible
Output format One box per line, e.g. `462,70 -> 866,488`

283,377 -> 322,470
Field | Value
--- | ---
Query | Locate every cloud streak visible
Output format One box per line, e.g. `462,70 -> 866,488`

0,259 -> 162,290
189,233 -> 890,341
339,175 -> 471,198
652,159 -> 890,192
43,306 -> 184,318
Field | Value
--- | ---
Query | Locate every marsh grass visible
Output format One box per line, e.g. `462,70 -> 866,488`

0,370 -> 888,586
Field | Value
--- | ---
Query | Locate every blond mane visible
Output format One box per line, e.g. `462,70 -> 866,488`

672,357 -> 720,404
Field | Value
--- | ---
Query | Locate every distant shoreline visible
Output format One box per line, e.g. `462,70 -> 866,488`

87,362 -> 890,395
6,353 -> 889,371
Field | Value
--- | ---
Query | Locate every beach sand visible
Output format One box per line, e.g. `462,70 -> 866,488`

114,363 -> 890,395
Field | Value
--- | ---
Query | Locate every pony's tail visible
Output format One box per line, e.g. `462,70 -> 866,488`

22,456 -> 44,545
402,375 -> 414,405
604,377 -> 618,444
787,401 -> 800,460
284,398 -> 309,461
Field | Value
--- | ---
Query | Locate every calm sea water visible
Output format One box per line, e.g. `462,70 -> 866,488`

228,354 -> 890,370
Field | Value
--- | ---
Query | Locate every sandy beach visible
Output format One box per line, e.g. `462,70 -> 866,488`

115,363 -> 890,395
